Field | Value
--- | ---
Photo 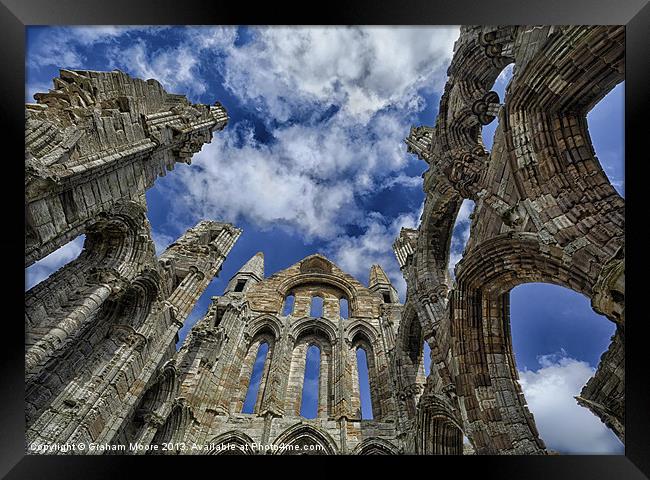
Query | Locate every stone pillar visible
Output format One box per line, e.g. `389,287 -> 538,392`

286,342 -> 308,416
259,333 -> 290,417
25,276 -> 119,383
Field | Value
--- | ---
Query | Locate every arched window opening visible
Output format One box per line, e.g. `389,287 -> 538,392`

480,63 -> 512,151
25,234 -> 85,291
586,82 -> 624,197
407,316 -> 423,365
234,279 -> 247,292
449,199 -> 475,279
510,283 -> 623,454
213,305 -> 227,327
149,405 -> 189,453
423,341 -> 431,377
356,348 -> 373,420
405,314 -> 427,400
119,369 -> 176,445
382,292 -> 392,304
283,294 -> 295,316
339,298 -> 349,319
310,296 -> 324,318
300,345 -> 321,419
242,342 -> 269,414
418,414 -> 464,455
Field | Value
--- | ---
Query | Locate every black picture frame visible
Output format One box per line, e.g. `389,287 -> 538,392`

3,0 -> 648,477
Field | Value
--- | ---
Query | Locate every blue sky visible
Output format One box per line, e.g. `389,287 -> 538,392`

25,26 -> 624,454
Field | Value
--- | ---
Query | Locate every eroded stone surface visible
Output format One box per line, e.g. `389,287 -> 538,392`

26,25 -> 625,455
25,69 -> 228,267
397,25 -> 624,454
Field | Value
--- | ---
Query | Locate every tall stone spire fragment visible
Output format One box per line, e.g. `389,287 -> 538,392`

369,264 -> 398,303
227,251 -> 265,293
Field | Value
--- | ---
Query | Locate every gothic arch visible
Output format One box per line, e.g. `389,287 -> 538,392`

416,184 -> 464,286
82,200 -> 153,270
349,327 -> 383,420
110,268 -> 161,331
397,306 -> 427,371
25,200 -> 156,383
290,317 -> 338,346
451,232 -> 618,454
277,274 -> 360,317
272,424 -> 338,455
393,304 -> 429,418
234,329 -> 276,414
455,232 -> 596,296
345,320 -> 379,345
209,431 -> 255,455
352,438 -> 400,455
119,362 -> 178,445
150,400 -> 194,452
247,314 -> 283,341
416,394 -> 464,455
286,329 -> 334,418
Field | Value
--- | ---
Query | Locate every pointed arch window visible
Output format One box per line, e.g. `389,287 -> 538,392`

356,347 -> 373,420
283,294 -> 295,316
310,296 -> 324,318
339,298 -> 349,319
242,342 -> 269,414
300,345 -> 321,418
423,340 -> 431,376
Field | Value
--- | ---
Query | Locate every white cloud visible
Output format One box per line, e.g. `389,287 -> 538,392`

107,41 -> 208,97
165,106 -> 425,243
167,124 -> 357,240
104,26 -> 239,100
27,26 -> 162,69
221,27 -> 459,123
325,209 -> 422,301
518,351 -> 623,454
25,235 -> 85,291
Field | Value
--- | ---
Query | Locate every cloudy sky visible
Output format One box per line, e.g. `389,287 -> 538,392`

25,26 -> 624,454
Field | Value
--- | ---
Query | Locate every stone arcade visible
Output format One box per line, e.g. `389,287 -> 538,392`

25,25 -> 624,455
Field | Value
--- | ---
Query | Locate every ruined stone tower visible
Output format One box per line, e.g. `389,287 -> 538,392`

25,69 -> 228,267
24,69 -> 241,450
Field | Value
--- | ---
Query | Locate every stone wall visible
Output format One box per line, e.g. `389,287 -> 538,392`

25,26 -> 625,455
150,253 -> 407,454
397,25 -> 624,454
25,69 -> 228,266
24,70 -> 240,452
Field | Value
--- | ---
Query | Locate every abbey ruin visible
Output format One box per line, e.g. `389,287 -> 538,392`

24,25 -> 625,455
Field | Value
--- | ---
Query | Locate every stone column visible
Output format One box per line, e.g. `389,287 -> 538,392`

285,342 -> 308,416
348,344 -> 361,420
25,270 -> 127,383
260,333 -> 290,417
318,347 -> 331,418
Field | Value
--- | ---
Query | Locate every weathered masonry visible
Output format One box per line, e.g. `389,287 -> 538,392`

152,253 -> 407,455
25,69 -> 228,267
399,25 -> 624,454
25,24 -> 625,455
24,70 -> 240,449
